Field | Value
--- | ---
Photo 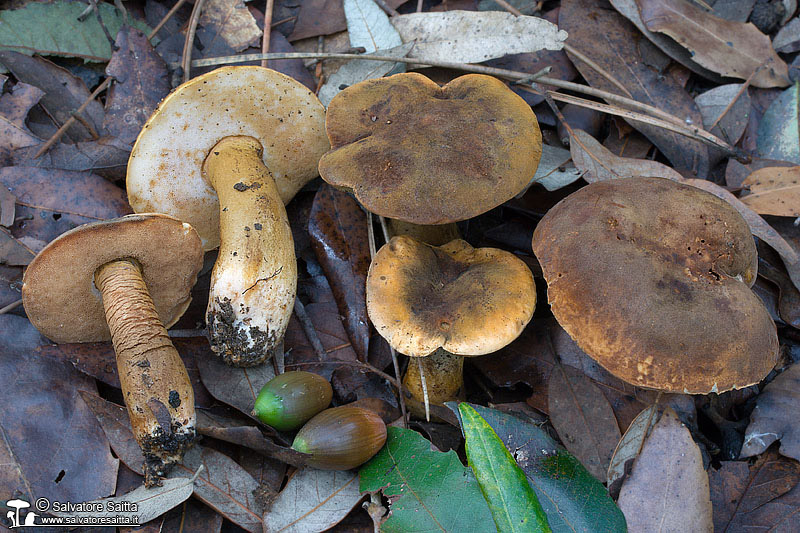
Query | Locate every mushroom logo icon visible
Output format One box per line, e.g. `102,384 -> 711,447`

5,499 -> 38,528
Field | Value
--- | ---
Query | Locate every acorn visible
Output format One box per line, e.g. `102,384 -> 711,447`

253,371 -> 333,431
291,406 -> 388,470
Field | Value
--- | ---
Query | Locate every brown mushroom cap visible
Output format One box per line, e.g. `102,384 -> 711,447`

532,177 -> 778,394
22,214 -> 203,343
366,236 -> 536,357
318,73 -> 542,224
127,66 -> 329,250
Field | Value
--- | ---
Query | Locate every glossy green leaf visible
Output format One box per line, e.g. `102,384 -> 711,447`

459,403 -> 551,533
359,426 -> 496,532
0,1 -> 153,64
449,403 -> 627,533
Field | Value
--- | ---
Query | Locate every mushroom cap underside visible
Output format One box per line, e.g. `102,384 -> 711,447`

22,214 -> 203,343
127,66 -> 329,250
532,177 -> 778,394
366,236 -> 536,357
319,72 -> 542,224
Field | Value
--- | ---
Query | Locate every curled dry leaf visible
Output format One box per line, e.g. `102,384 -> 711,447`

391,11 -> 568,63
709,450 -> 800,531
637,0 -> 790,88
262,469 -> 363,533
742,166 -> 800,217
618,408 -> 713,532
548,364 -> 621,481
607,405 -> 659,497
740,363 -> 800,461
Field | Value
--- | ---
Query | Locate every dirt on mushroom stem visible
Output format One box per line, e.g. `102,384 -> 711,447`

202,136 -> 297,367
95,258 -> 196,487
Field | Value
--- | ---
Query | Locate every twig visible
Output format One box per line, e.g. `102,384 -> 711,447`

293,298 -> 326,361
491,0 -> 523,16
260,0 -> 274,68
271,15 -> 296,27
32,1 -> 187,158
374,0 -> 400,16
416,0 -> 423,13
417,358 -> 430,422
708,65 -> 761,132
288,360 -> 401,390
562,43 -> 633,98
90,0 -> 116,48
32,78 -> 110,159
0,299 -> 22,315
181,0 -> 206,83
375,213 -> 408,428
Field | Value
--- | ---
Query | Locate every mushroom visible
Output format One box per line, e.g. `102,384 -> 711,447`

532,177 -> 779,394
127,66 -> 329,366
366,236 -> 536,412
22,214 -> 203,486
318,72 -> 542,225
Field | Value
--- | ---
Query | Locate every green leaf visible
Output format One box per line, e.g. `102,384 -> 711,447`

757,82 -> 800,164
449,403 -> 627,533
459,403 -> 551,533
0,1 -> 153,63
360,426 -> 497,532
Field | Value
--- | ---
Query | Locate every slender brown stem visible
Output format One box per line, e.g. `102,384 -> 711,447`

95,259 -> 195,487
260,0 -> 274,68
181,0 -> 206,83
149,0 -> 189,39
0,299 -> 22,315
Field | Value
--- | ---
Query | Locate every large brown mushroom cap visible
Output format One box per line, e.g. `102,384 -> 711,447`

367,236 -> 536,357
22,214 -> 203,343
318,73 -> 542,224
127,66 -> 329,250
532,177 -> 778,394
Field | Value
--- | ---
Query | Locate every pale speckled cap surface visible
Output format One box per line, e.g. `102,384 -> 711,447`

366,237 -> 536,357
22,214 -> 203,343
127,66 -> 329,250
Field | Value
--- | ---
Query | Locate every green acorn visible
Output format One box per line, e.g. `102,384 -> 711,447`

291,406 -> 388,470
253,371 -> 332,431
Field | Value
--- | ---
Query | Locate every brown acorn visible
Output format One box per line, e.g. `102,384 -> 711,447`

253,371 -> 332,431
291,406 -> 388,470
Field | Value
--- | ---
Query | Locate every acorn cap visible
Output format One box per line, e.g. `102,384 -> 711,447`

532,177 -> 779,394
22,214 -> 203,343
318,72 -> 542,224
366,236 -> 536,357
127,66 -> 329,250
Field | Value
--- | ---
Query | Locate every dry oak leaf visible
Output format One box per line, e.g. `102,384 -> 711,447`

742,166 -> 800,217
617,408 -> 713,532
637,0 -> 790,88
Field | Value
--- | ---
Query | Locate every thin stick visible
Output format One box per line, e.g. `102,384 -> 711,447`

149,0 -> 189,38
374,213 -> 408,427
708,66 -> 761,132
293,298 -> 326,361
271,15 -> 296,27
492,0 -> 523,16
417,358 -> 430,422
416,0 -> 423,12
260,0 -> 274,68
181,0 -> 206,83
288,360 -> 401,390
33,1 -> 187,158
374,0 -> 400,16
0,299 -> 22,315
547,91 -> 736,155
32,78 -> 110,159
562,43 -> 633,98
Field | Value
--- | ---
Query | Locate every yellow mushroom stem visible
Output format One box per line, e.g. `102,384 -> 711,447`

403,348 -> 465,419
202,136 -> 297,367
94,259 -> 196,487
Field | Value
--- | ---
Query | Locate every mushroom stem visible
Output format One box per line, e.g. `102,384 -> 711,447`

94,259 -> 196,487
403,348 -> 464,417
203,136 -> 297,366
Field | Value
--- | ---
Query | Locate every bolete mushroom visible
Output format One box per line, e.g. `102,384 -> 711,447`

22,214 -> 203,486
127,66 -> 329,366
532,177 -> 779,394
318,72 -> 542,225
366,236 -> 536,410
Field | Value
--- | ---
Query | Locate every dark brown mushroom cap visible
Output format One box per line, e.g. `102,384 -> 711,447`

532,177 -> 778,394
366,236 -> 536,357
318,73 -> 542,224
22,214 -> 203,343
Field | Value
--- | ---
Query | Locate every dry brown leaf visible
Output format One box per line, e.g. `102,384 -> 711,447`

607,405 -> 659,496
637,0 -> 790,88
199,0 -> 261,52
740,363 -> 800,461
617,408 -> 713,532
741,166 -> 800,216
